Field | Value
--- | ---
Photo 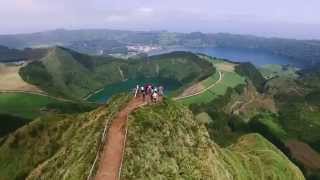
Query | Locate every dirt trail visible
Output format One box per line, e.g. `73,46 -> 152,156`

95,97 -> 146,180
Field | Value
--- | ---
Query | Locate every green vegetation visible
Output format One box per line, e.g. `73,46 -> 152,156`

189,85 -> 247,146
0,45 -> 48,62
20,48 -> 214,99
179,58 -> 245,105
0,45 -> 25,62
180,71 -> 245,104
0,92 -> 63,119
0,94 -> 130,180
0,114 -> 29,137
260,64 -> 299,79
250,113 -> 288,140
0,92 -> 98,139
0,92 -> 96,119
263,65 -> 320,147
201,69 -> 221,87
235,62 -> 265,92
277,100 -> 320,150
241,65 -> 320,179
122,99 -> 304,179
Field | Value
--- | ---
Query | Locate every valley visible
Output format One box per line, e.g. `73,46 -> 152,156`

0,31 -> 319,180
2,0 -> 320,179
18,48 -> 213,100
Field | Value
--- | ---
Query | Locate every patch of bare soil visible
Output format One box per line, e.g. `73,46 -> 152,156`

286,140 -> 320,171
177,82 -> 205,98
216,62 -> 236,72
175,71 -> 223,100
0,64 -> 42,92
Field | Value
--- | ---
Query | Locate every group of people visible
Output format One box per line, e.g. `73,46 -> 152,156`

134,84 -> 164,103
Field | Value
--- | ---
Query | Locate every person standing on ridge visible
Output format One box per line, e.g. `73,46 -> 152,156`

152,91 -> 158,103
140,85 -> 145,100
159,86 -> 164,96
134,84 -> 140,98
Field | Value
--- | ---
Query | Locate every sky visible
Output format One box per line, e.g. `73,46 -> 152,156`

1,0 -> 320,39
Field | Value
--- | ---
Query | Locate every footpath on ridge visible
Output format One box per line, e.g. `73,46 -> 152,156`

94,71 -> 222,179
95,97 -> 146,180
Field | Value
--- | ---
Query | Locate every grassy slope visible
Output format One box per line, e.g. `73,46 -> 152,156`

179,59 -> 245,105
0,114 -> 29,137
0,92 -> 97,119
246,66 -> 320,178
122,100 -> 304,180
40,48 -> 102,98
235,62 -> 265,92
260,64 -> 299,79
261,65 -> 320,146
0,92 -> 66,119
0,94 -> 130,180
20,48 -> 214,99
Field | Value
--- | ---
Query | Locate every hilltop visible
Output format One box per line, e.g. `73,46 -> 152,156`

0,94 -> 305,179
122,98 -> 304,180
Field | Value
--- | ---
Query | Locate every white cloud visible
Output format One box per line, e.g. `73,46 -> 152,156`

104,7 -> 155,23
105,15 -> 128,23
137,7 -> 153,13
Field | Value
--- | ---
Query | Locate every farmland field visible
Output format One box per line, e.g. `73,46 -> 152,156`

0,92 -> 96,119
179,60 -> 246,105
0,92 -> 63,119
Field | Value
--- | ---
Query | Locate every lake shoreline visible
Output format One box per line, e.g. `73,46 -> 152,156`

83,88 -> 105,101
149,46 -> 304,68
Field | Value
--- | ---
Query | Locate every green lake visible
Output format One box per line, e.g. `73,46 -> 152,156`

88,78 -> 182,103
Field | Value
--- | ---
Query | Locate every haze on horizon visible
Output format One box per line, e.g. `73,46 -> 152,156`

1,0 -> 320,39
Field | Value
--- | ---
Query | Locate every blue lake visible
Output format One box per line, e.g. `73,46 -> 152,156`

151,47 -> 304,67
191,47 -> 302,67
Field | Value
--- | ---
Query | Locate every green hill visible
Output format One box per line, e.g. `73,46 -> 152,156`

19,47 -> 214,99
0,92 -> 98,138
0,95 -> 304,179
235,62 -> 265,92
0,92 -> 96,120
122,99 -> 304,179
204,63 -> 320,179
0,94 -> 130,180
